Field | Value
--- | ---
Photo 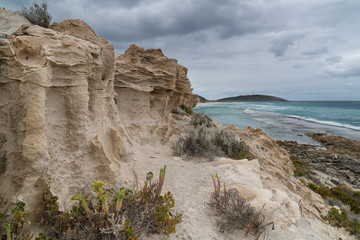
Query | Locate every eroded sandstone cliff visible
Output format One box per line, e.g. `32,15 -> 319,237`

0,12 -> 197,209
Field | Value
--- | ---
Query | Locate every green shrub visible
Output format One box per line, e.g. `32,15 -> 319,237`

180,105 -> 193,116
0,195 -> 33,240
307,182 -> 318,192
330,187 -> 360,214
41,166 -> 181,239
307,183 -> 360,214
330,179 -> 340,185
18,3 -> 52,28
190,112 -> 214,128
173,113 -> 252,161
172,105 -> 193,116
290,156 -> 308,177
325,208 -> 360,239
316,186 -> 332,199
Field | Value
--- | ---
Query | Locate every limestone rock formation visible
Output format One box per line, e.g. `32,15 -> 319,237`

115,44 -> 198,142
0,13 -> 197,209
0,10 -> 31,37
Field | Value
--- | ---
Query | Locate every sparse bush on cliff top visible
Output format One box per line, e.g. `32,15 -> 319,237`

172,112 -> 252,160
18,2 -> 52,28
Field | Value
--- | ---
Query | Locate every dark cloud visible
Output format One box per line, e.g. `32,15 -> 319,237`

269,33 -> 304,57
46,0 -> 273,45
2,0 -> 360,100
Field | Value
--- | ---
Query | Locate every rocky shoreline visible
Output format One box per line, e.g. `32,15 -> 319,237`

278,133 -> 360,189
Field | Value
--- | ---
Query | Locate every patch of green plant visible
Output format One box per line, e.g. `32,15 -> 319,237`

325,208 -> 360,239
40,165 -> 181,239
307,183 -> 360,214
290,155 -> 308,177
330,179 -> 340,185
299,178 -> 306,185
35,232 -> 53,240
173,113 -> 252,161
179,105 -> 193,116
0,195 -> 33,240
172,105 -> 193,116
307,182 -> 318,192
330,187 -> 360,214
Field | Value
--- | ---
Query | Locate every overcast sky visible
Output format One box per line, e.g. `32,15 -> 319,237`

3,0 -> 360,100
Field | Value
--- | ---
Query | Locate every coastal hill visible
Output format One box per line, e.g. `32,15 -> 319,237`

217,94 -> 287,102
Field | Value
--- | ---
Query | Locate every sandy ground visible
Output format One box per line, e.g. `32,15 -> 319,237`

119,142 -> 354,240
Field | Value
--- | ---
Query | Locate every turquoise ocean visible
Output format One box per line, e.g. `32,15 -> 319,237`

194,101 -> 360,145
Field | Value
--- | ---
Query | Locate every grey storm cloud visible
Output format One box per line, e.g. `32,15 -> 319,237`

2,0 -> 360,100
66,0 -> 272,44
269,33 -> 304,57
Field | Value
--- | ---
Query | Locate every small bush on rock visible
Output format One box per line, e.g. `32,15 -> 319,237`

19,3 -> 52,28
173,112 -> 252,160
172,105 -> 193,116
208,174 -> 266,235
180,105 -> 193,116
190,112 -> 214,128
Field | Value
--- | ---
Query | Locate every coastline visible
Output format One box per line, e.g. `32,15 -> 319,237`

194,101 -> 360,145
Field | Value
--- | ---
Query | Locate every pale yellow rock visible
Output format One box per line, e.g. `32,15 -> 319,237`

114,44 -> 198,143
0,13 -> 197,210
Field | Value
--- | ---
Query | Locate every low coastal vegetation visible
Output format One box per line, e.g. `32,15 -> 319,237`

18,2 -> 52,28
208,174 -> 272,238
306,182 -> 360,238
172,105 -> 193,116
172,112 -> 252,160
0,166 -> 181,240
326,208 -> 360,239
290,155 -> 309,177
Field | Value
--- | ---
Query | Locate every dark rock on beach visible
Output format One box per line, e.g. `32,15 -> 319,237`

277,133 -> 360,189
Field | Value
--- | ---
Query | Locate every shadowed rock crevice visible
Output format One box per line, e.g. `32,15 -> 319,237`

0,134 -> 6,175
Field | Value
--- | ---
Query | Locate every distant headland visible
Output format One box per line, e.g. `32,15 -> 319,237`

197,94 -> 288,102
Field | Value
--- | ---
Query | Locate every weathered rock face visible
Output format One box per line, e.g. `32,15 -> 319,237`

225,127 -> 329,225
0,13 -> 197,208
114,44 -> 198,142
0,10 -> 31,37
